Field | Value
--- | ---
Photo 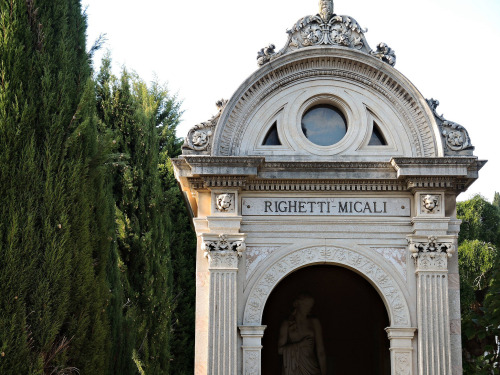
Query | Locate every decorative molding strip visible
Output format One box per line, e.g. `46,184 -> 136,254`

243,246 -> 411,327
256,0 -> 396,67
245,179 -> 406,192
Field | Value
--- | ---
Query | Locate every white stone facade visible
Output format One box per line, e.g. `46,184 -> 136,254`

174,1 -> 483,374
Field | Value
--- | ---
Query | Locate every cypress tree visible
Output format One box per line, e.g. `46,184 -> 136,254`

96,58 -> 183,374
0,0 -> 112,373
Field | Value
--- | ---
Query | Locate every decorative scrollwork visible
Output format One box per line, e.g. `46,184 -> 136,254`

182,99 -> 228,154
409,236 -> 454,259
426,98 -> 474,154
256,1 -> 396,67
441,120 -> 473,151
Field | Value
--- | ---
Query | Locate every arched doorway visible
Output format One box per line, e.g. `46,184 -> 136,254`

262,265 -> 390,375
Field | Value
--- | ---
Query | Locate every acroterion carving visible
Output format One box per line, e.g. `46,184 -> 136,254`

255,2 -> 398,67
426,98 -> 474,154
319,0 -> 334,22
370,42 -> 396,66
182,99 -> 228,154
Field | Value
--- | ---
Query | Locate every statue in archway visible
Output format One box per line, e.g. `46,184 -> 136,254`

278,293 -> 327,375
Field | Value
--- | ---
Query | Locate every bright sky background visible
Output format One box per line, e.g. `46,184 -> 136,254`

84,0 -> 500,202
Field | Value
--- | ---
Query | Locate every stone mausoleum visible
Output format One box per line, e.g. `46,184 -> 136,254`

173,1 -> 484,374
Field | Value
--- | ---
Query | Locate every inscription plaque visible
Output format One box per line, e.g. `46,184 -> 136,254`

242,197 -> 411,216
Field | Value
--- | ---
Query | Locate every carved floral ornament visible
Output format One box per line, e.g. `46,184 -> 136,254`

256,0 -> 396,67
182,99 -> 228,154
202,234 -> 246,268
243,246 -> 411,326
409,236 -> 454,261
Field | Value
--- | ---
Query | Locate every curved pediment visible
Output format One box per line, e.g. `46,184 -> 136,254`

181,1 -> 475,161
212,48 -> 442,160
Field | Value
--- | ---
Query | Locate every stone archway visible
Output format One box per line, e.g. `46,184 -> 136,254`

240,245 -> 415,374
262,265 -> 391,374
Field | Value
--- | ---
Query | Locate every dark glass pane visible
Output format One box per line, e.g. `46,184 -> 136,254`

368,122 -> 388,146
301,104 -> 347,146
263,122 -> 281,145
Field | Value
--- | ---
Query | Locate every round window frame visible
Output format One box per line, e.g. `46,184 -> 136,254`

294,94 -> 354,154
301,103 -> 348,147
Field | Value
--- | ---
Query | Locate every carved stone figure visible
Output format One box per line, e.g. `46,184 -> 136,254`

257,44 -> 276,66
422,194 -> 439,213
278,293 -> 326,375
216,193 -> 234,212
370,42 -> 396,66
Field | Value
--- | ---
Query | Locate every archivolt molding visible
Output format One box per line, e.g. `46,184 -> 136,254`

243,244 -> 411,327
213,49 -> 441,158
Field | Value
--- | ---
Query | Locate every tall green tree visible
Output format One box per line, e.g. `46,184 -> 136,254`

458,195 -> 500,374
96,58 -> 190,374
0,0 -> 113,373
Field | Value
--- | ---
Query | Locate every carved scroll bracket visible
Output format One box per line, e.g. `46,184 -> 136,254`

426,98 -> 474,155
182,99 -> 228,155
202,234 -> 246,269
408,236 -> 455,272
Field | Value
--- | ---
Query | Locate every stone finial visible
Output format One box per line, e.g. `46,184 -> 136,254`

319,0 -> 334,21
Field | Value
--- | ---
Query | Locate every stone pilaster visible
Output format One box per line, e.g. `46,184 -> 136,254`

409,236 -> 455,375
202,234 -> 246,375
386,327 -> 416,375
239,326 -> 266,375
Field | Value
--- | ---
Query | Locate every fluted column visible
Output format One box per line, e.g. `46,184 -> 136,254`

409,236 -> 455,375
202,234 -> 245,375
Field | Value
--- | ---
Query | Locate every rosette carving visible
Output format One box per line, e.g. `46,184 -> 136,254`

182,99 -> 228,154
256,0 -> 396,67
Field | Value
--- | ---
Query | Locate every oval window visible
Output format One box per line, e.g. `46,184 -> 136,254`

301,104 -> 347,146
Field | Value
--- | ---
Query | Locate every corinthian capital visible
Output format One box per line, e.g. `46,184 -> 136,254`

202,234 -> 246,269
409,236 -> 455,272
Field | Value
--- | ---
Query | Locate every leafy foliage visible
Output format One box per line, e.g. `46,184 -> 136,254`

458,195 -> 500,374
0,0 -> 112,373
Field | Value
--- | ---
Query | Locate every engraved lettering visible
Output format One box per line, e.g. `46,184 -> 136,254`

383,201 -> 387,213
278,201 -> 287,212
265,201 -> 272,212
308,202 -> 315,212
299,201 -> 306,213
354,201 -> 363,213
373,202 -> 382,213
288,200 -> 297,213
349,201 -> 353,213
363,202 -> 373,213
338,202 -> 348,213
318,201 -> 326,213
